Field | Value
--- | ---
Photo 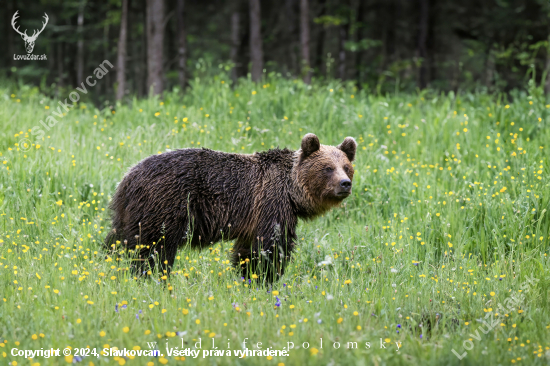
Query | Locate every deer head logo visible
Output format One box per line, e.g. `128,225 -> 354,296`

11,11 -> 49,54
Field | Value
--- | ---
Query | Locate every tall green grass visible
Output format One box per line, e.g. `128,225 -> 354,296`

0,75 -> 549,365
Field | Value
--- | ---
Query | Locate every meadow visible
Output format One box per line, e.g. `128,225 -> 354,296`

0,74 -> 549,366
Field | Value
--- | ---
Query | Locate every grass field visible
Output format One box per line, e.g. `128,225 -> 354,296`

1,75 -> 549,366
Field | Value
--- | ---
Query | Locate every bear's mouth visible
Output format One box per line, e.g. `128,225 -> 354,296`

336,191 -> 351,197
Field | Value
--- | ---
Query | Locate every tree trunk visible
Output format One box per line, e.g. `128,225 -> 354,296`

300,0 -> 311,84
135,2 -> 146,98
249,0 -> 263,82
417,0 -> 429,88
176,0 -> 187,90
485,46 -> 495,90
134,24 -> 146,97
378,7 -> 387,75
230,11 -> 241,84
116,0 -> 128,100
6,0 -> 15,69
545,38 -> 550,94
57,41 -> 64,93
103,22 -> 111,95
354,0 -> 364,83
76,0 -> 86,86
146,0 -> 165,95
347,0 -> 359,83
338,26 -> 347,80
284,0 -> 298,76
315,0 -> 326,76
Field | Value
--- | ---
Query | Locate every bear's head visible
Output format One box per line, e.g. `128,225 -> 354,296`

295,133 -> 356,214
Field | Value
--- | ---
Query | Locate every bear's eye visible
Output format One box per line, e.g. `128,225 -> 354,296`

344,166 -> 350,173
325,167 -> 334,173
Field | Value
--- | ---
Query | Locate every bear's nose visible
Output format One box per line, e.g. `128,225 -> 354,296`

340,179 -> 352,190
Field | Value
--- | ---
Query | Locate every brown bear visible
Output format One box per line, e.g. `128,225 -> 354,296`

105,133 -> 356,281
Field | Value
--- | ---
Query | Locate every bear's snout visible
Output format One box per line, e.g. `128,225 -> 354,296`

336,178 -> 352,196
339,179 -> 351,190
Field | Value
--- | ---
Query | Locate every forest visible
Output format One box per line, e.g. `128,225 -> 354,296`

3,0 -> 550,100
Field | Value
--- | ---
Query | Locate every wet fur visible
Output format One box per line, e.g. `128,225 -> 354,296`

105,134 -> 356,280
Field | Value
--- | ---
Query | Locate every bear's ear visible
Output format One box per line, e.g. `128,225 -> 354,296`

300,133 -> 320,160
337,137 -> 357,162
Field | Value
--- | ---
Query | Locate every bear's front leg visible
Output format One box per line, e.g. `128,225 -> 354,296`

261,223 -> 297,280
230,237 -> 252,274
232,221 -> 297,282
